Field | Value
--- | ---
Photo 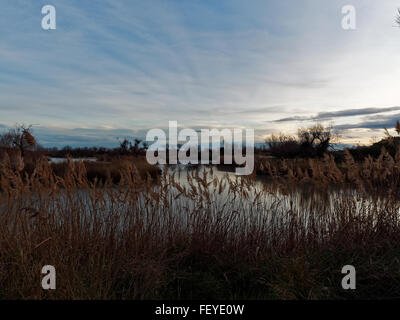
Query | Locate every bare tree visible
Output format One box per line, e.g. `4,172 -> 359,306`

266,124 -> 337,158
117,137 -> 145,156
0,124 -> 36,157
396,8 -> 400,26
297,124 -> 337,156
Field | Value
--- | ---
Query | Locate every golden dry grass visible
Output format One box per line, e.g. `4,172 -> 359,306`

256,148 -> 400,197
0,152 -> 400,299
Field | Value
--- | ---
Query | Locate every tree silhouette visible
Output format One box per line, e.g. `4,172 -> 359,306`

0,124 -> 36,157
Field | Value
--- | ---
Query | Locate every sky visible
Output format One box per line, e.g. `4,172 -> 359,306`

1,0 -> 400,147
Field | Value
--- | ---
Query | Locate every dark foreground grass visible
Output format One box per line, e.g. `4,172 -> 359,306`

0,154 -> 400,299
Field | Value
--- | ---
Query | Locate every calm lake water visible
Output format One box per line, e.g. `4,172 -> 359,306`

39,158 -> 388,224
4,160 -> 392,236
47,157 -> 98,164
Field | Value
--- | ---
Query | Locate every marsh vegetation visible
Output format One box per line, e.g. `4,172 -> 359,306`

1,148 -> 400,299
1,123 -> 400,299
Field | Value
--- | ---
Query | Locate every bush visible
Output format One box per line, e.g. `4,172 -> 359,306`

266,124 -> 336,158
266,134 -> 301,158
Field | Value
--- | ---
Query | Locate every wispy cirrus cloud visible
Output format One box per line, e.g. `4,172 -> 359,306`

334,112 -> 400,131
1,1 -> 400,146
273,106 -> 400,123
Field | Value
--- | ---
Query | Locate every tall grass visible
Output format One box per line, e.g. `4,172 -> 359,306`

256,148 -> 400,197
1,152 -> 400,299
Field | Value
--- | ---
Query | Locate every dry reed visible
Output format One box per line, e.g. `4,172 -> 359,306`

0,152 -> 400,299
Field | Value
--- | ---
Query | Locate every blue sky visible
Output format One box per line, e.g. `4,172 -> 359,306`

1,0 -> 400,147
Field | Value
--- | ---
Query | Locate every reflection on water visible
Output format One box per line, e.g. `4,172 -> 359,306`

10,163 -> 397,236
47,157 -> 98,164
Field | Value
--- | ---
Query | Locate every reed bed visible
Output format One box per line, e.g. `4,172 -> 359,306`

256,148 -> 400,197
1,153 -> 400,299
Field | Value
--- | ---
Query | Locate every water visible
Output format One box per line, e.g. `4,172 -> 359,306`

47,157 -> 98,164
5,162 -> 394,237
